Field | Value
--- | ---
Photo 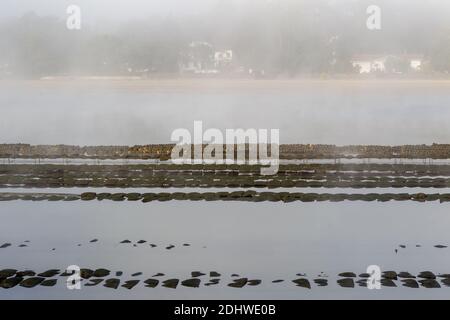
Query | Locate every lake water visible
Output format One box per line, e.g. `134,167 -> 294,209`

1,200 -> 450,299
1,79 -> 450,145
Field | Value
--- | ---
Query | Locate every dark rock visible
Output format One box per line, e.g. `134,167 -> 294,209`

183,243 -> 191,246
93,269 -> 110,278
418,271 -> 436,279
1,277 -> 23,289
0,243 -> 11,249
162,279 -> 179,289
137,240 -> 147,244
181,278 -> 201,288
122,280 -> 140,290
247,280 -> 262,286
338,272 -> 356,278
0,269 -> 17,278
399,245 -> 406,249
441,278 -> 450,287
80,269 -> 95,279
434,245 -> 448,249
191,271 -> 206,278
314,279 -> 328,287
382,271 -> 398,280
85,279 -> 104,286
210,271 -> 221,277
153,273 -> 164,277
419,279 -> 440,288
18,244 -> 27,248
359,273 -> 370,278
231,274 -> 239,277
120,240 -> 131,244
150,244 -> 157,248
40,279 -> 57,287
356,279 -> 367,287
337,278 -> 354,288
402,279 -> 419,288
81,192 -> 96,201
104,278 -> 120,289
144,279 -> 159,288
116,271 -> 123,277
398,272 -> 416,279
132,272 -> 142,277
166,245 -> 175,250
228,278 -> 248,288
272,280 -> 284,283
20,277 -> 45,288
38,269 -> 60,278
16,270 -> 36,277
293,278 -> 311,289
90,239 -> 98,243
381,279 -> 397,287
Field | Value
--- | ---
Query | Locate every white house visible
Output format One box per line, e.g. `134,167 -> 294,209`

214,50 -> 233,69
352,54 -> 423,74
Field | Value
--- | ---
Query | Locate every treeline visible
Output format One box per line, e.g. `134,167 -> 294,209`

0,0 -> 450,78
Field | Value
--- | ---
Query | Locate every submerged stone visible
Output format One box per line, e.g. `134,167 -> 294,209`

228,278 -> 248,288
314,279 -> 328,287
1,277 -> 23,289
122,280 -> 140,290
292,278 -> 311,289
162,279 -> 179,289
402,279 -> 419,288
144,279 -> 159,288
0,243 -> 11,249
419,279 -> 440,288
0,269 -> 17,278
398,272 -> 416,279
181,278 -> 201,288
418,271 -> 436,279
191,271 -> 206,278
40,279 -> 57,287
20,277 -> 45,288
93,269 -> 110,278
210,271 -> 221,277
247,280 -> 262,286
338,272 -> 356,278
85,279 -> 104,286
381,279 -> 397,287
80,269 -> 94,279
104,278 -> 120,289
337,278 -> 354,288
382,271 -> 398,280
38,269 -> 60,278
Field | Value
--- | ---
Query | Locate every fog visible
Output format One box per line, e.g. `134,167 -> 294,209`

0,0 -> 450,145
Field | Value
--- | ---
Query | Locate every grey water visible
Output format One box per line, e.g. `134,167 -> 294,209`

1,79 -> 450,146
1,200 -> 450,299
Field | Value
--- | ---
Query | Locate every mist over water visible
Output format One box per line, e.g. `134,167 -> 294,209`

0,80 -> 449,146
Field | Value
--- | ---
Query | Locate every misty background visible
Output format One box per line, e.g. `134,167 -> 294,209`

1,0 -> 450,78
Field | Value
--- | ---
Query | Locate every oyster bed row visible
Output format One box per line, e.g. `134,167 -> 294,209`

1,268 -> 450,290
1,191 -> 450,202
2,164 -> 450,189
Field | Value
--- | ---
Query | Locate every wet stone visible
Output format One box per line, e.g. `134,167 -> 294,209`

247,280 -> 262,286
120,240 -> 131,244
132,272 -> 142,277
402,279 -> 419,288
191,271 -> 206,278
398,272 -> 416,279
272,280 -> 284,283
1,277 -> 23,289
359,273 -> 370,278
40,279 -> 57,287
93,269 -> 110,278
80,269 -> 94,279
210,271 -> 221,277
85,279 -> 104,287
166,245 -> 175,250
0,243 -> 11,249
38,269 -> 60,278
162,279 -> 179,289
137,240 -> 147,244
20,277 -> 45,288
81,192 -> 96,201
293,278 -> 311,289
339,272 -> 356,278
228,278 -> 248,288
153,273 -> 164,277
434,245 -> 448,249
314,279 -> 328,287
17,270 -> 36,277
104,278 -> 120,289
181,278 -> 201,288
381,279 -> 397,287
419,279 -> 440,288
0,269 -> 17,278
90,239 -> 98,243
418,271 -> 436,279
116,271 -> 123,277
144,279 -> 159,288
122,280 -> 140,290
382,271 -> 398,280
337,278 -> 354,288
